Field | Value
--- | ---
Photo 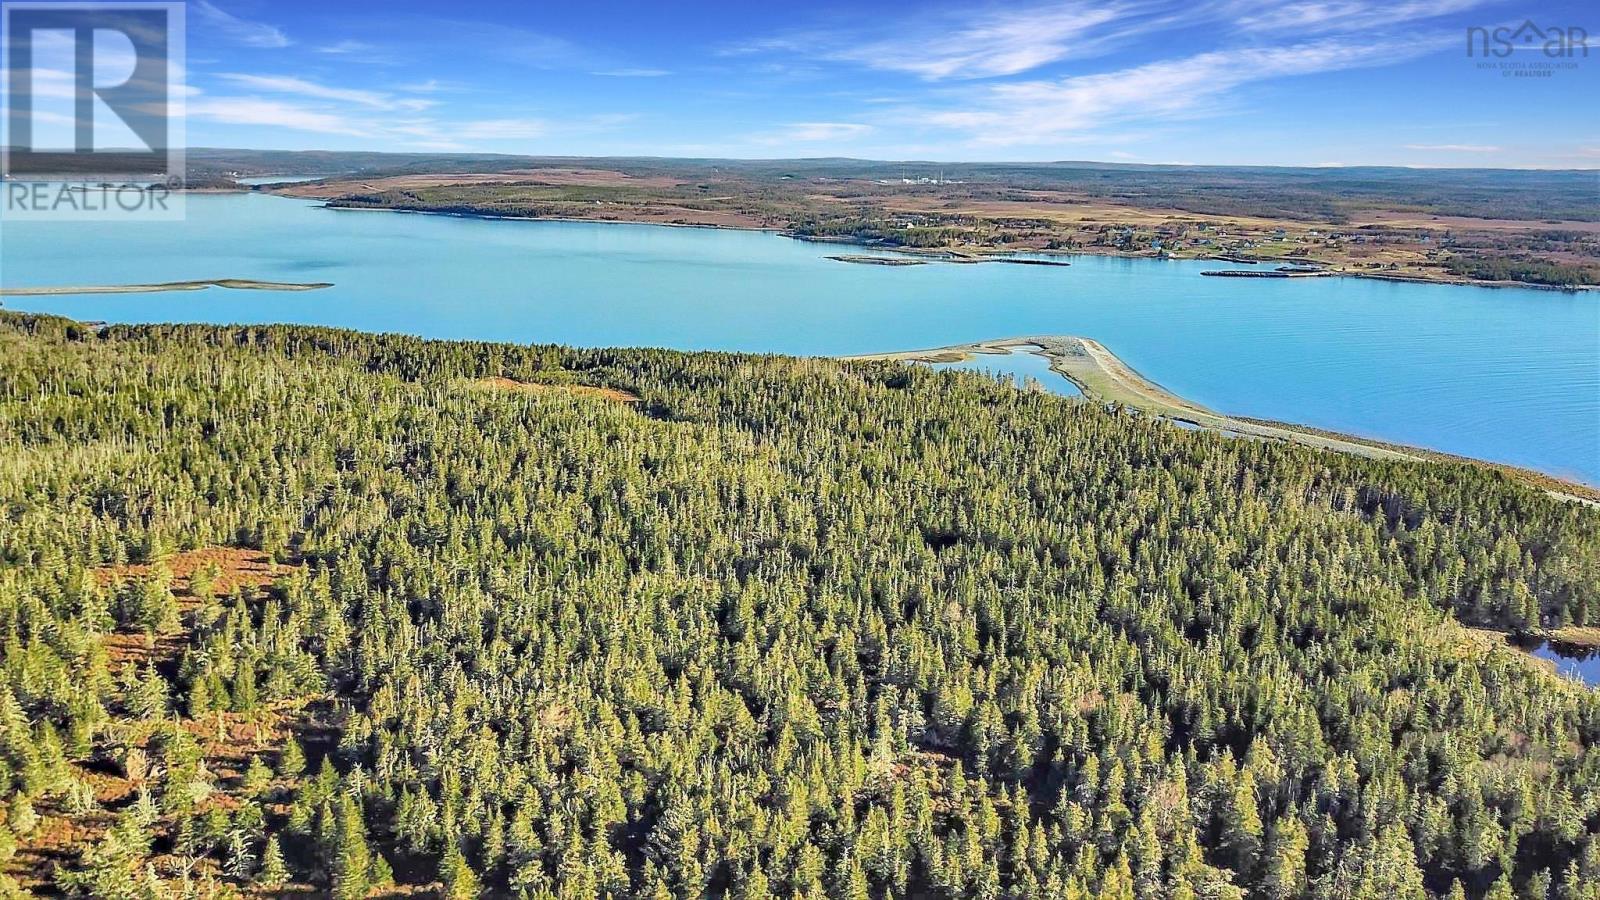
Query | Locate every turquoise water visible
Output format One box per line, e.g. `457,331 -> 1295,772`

1,192 -> 1596,484
932,347 -> 1083,397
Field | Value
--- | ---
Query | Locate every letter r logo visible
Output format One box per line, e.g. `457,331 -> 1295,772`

2,2 -> 184,179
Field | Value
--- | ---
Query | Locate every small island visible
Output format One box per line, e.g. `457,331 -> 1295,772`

1201,268 -> 1334,278
826,253 -> 1071,267
825,255 -> 928,266
0,279 -> 334,297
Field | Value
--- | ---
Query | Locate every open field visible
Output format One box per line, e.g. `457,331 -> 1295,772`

847,336 -> 1600,504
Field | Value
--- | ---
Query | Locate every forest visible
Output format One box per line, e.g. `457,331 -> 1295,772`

0,311 -> 1596,899
1442,256 -> 1599,287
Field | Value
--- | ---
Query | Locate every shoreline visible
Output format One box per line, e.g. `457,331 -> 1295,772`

0,279 -> 333,297
845,336 -> 1599,505
299,201 -> 1594,290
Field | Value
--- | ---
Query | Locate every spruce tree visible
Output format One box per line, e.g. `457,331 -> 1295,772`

258,833 -> 289,888
330,794 -> 372,900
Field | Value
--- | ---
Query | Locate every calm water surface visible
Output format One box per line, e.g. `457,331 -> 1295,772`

932,347 -> 1082,397
1529,642 -> 1600,688
2,193 -> 1595,483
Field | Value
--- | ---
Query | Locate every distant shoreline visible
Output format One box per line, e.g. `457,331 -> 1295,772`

300,198 -> 1592,291
846,335 -> 1600,505
0,279 -> 334,297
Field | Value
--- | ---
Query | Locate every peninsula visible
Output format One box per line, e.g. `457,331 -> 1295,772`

847,336 -> 1600,504
0,279 -> 334,297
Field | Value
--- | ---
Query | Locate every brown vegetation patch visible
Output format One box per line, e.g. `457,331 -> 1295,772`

93,547 -> 284,595
474,376 -> 640,404
6,551 -> 316,890
503,167 -> 686,188
8,700 -> 328,892
1354,210 -> 1600,234
881,192 -> 1291,229
9,811 -> 117,885
94,548 -> 293,671
1546,626 -> 1600,648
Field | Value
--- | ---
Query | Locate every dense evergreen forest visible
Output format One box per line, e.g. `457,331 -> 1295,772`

0,311 -> 1596,899
1442,256 -> 1599,287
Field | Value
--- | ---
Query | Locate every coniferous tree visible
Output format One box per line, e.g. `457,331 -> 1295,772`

258,833 -> 289,889
278,738 -> 307,778
329,794 -> 373,900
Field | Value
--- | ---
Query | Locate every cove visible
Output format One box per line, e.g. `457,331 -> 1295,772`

1528,641 -> 1600,689
1,192 -> 1595,485
931,346 -> 1083,398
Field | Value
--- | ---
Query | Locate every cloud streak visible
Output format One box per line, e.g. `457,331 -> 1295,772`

829,3 -> 1135,80
755,122 -> 874,144
187,98 -> 358,135
907,35 -> 1450,145
191,1 -> 290,49
1405,143 -> 1501,152
184,81 -> 630,151
1222,0 -> 1496,34
728,2 -> 1159,81
216,74 -> 437,112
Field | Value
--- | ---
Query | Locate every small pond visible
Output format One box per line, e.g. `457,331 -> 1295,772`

1528,640 -> 1600,688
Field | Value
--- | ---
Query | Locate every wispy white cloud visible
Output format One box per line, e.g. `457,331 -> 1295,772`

729,0 -> 1486,87
310,39 -> 402,65
455,118 -> 548,140
406,20 -> 588,69
1405,143 -> 1501,152
187,98 -> 360,135
184,86 -> 629,151
594,68 -> 671,78
756,122 -> 874,144
1222,0 -> 1495,34
191,1 -> 290,49
318,40 -> 376,55
215,74 -> 437,112
729,2 -> 1150,81
445,114 -> 634,146
831,3 -> 1135,79
909,35 -> 1448,145
395,79 -> 462,94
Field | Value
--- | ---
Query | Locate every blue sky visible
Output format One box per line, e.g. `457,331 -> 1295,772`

42,0 -> 1600,166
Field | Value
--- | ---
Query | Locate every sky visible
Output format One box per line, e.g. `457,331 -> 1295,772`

9,0 -> 1600,167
